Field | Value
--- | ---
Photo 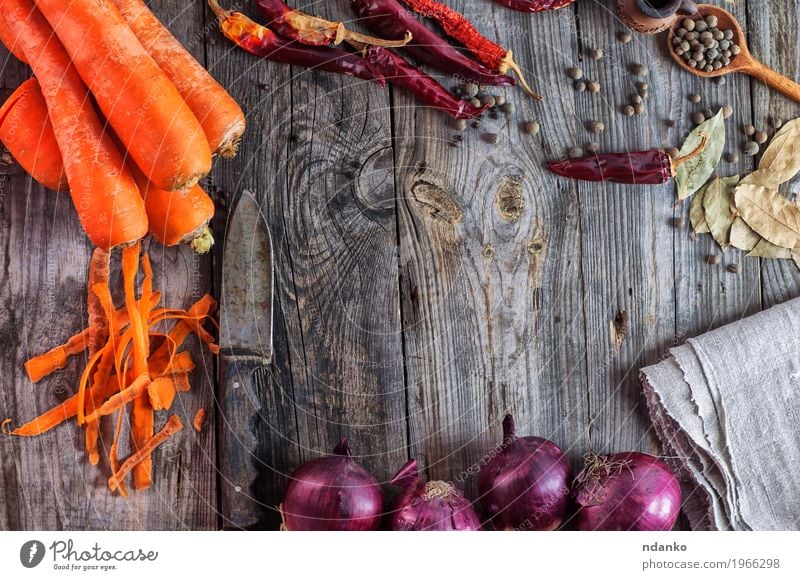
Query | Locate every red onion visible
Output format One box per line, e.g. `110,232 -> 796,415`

478,415 -> 571,530
281,438 -> 384,531
572,452 -> 682,531
389,459 -> 481,531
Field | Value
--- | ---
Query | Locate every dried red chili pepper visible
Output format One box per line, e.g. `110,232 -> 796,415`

350,0 -> 515,87
354,43 -> 490,119
255,0 -> 411,48
398,0 -> 539,98
208,0 -> 386,85
547,134 -> 707,184
493,0 -> 577,12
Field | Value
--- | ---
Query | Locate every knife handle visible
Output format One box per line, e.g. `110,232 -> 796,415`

218,354 -> 268,529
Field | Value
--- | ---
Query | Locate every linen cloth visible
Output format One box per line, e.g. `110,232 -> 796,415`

640,297 -> 800,530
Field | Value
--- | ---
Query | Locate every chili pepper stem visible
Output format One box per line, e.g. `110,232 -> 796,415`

670,131 -> 708,173
499,50 -> 541,100
207,0 -> 228,20
331,25 -> 412,48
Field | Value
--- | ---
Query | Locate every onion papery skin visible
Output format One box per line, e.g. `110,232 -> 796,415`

389,459 -> 482,531
478,415 -> 571,530
281,438 -> 384,531
573,452 -> 682,531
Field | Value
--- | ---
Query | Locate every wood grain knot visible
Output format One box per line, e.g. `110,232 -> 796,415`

410,181 -> 462,224
494,177 -> 524,222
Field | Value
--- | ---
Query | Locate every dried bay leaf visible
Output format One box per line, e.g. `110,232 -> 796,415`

729,217 -> 761,251
757,118 -> 800,185
690,181 -> 710,233
703,175 -> 739,250
747,239 -> 792,259
739,169 -> 780,189
735,184 -> 800,251
675,109 -> 726,200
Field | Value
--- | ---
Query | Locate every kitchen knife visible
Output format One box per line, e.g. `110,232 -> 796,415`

219,189 -> 273,529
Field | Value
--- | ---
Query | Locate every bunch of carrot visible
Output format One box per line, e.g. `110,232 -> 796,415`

0,0 -> 245,251
4,243 -> 218,494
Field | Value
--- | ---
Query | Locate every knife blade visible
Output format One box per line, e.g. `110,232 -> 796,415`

219,189 -> 273,529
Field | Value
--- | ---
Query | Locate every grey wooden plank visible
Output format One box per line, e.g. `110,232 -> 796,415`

746,0 -> 800,308
572,2 -> 676,458
394,1 -> 591,501
206,0 -> 408,528
0,0 -> 217,530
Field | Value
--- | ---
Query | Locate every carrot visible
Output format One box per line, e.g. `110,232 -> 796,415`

0,9 -> 25,62
147,377 -> 176,411
173,372 -> 191,393
87,248 -> 111,353
83,374 -> 151,424
0,78 -> 67,191
24,328 -> 90,382
111,0 -> 245,157
1,0 -> 148,249
109,408 -> 128,497
85,247 -> 111,464
108,414 -> 183,492
192,408 -> 206,432
10,351 -> 195,437
121,244 -> 154,489
33,0 -> 212,191
132,168 -> 215,252
0,74 -> 215,249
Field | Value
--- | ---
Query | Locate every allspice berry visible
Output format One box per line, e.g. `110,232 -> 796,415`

754,130 -> 768,144
567,66 -> 583,80
589,120 -> 605,133
744,141 -> 759,156
522,121 -> 540,135
706,254 -> 721,265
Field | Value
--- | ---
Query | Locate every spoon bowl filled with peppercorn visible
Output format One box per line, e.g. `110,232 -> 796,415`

668,4 -> 800,102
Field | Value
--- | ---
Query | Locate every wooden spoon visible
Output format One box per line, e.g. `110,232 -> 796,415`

668,4 -> 800,103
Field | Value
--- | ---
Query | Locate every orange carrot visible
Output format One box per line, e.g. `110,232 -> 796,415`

24,328 -> 90,383
87,248 -> 111,354
192,408 -> 206,432
33,0 -> 212,191
10,351 -> 195,437
0,9 -> 24,61
132,168 -> 215,251
147,377 -> 176,411
174,373 -> 191,392
85,247 -> 110,464
0,78 -> 66,191
109,408 -> 128,497
108,414 -> 183,492
1,0 -> 147,249
121,244 -> 154,489
83,374 -> 151,424
23,288 -> 161,383
0,74 -> 215,248
111,0 -> 245,157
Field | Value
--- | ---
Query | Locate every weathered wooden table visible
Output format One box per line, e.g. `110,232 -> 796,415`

1,0 -> 798,530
